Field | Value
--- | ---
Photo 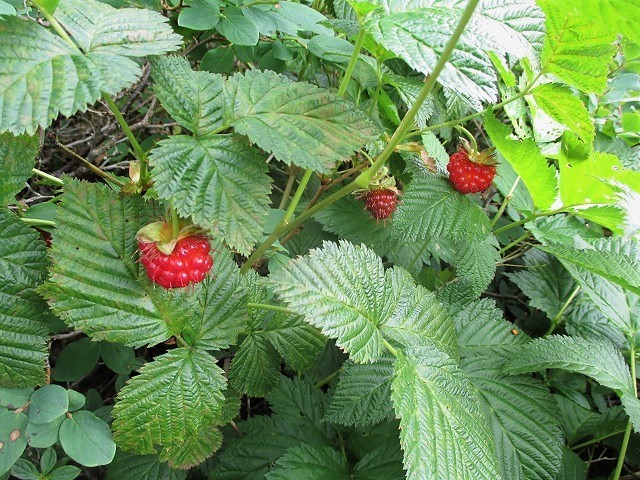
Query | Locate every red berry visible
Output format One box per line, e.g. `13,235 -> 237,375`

364,188 -> 398,220
138,236 -> 213,288
447,149 -> 496,194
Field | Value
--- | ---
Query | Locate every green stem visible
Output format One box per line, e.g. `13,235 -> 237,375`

102,93 -> 149,186
544,286 -> 580,336
247,302 -> 294,315
337,28 -> 366,97
283,169 -> 314,224
407,236 -> 431,271
356,0 -> 481,188
492,203 -> 590,236
170,205 -> 179,240
491,176 -> 520,227
454,124 -> 478,154
33,2 -> 81,53
32,168 -> 63,186
56,142 -> 125,188
570,429 -> 628,450
612,342 -> 637,480
279,167 -> 299,210
382,338 -> 398,357
313,371 -> 338,389
21,218 -> 56,227
497,232 -> 530,256
240,0 -> 482,274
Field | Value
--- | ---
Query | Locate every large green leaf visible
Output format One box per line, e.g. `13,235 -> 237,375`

263,314 -> 325,372
393,169 -> 492,243
484,110 -> 558,210
266,444 -> 349,480
463,355 -> 563,480
151,56 -> 224,137
150,134 -> 272,256
537,0 -> 616,93
54,0 -> 181,56
112,348 -> 226,468
223,70 -> 376,173
0,133 -> 39,205
538,238 -> 640,296
106,451 -> 187,480
0,209 -> 49,387
324,358 -> 394,427
41,179 -> 180,347
0,19 -> 139,135
392,345 -> 500,479
271,241 -> 457,363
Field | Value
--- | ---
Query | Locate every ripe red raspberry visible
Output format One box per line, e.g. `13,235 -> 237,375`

447,148 -> 496,194
364,188 -> 398,220
138,236 -> 213,289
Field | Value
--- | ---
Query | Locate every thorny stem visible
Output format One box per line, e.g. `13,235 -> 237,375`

491,176 -> 520,227
543,285 -> 580,336
283,169 -> 314,224
240,0 -> 482,274
612,341 -> 637,480
337,28 -> 366,97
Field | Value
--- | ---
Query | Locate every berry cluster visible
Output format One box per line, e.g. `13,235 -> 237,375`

447,146 -> 496,194
138,236 -> 213,288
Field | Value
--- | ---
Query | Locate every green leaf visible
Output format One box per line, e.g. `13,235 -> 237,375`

150,134 -> 271,256
0,411 -> 28,476
352,445 -> 405,480
29,385 -> 68,425
0,133 -> 39,204
538,238 -> 640,296
229,334 -> 281,397
0,209 -> 49,387
484,109 -> 558,210
217,14 -> 259,46
59,411 -> 116,467
55,0 -> 181,56
47,465 -> 82,480
463,356 -> 563,480
151,56 -> 224,137
263,314 -> 325,372
100,342 -> 136,375
177,0 -> 219,31
504,335 -> 640,431
391,346 -> 500,479
41,179 -> 180,347
106,450 -> 186,480
67,390 -> 85,412
25,416 -> 63,448
271,241 -> 457,363
393,169 -> 492,243
223,70 -> 376,174
11,459 -> 39,480
324,358 -> 394,426
555,448 -> 586,480
0,19 -> 138,135
0,1 -> 16,15
159,426 -> 223,470
266,444 -> 349,480
0,389 -> 32,409
32,0 -> 59,15
537,0 -> 616,93
275,2 -> 332,36
532,84 -> 594,146
52,337 -> 101,382
508,249 -> 577,320
307,35 -> 354,63
365,8 -> 497,110
112,348 -> 226,467
201,47 -> 234,74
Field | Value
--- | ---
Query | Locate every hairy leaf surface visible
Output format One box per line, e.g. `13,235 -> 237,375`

0,133 -> 39,204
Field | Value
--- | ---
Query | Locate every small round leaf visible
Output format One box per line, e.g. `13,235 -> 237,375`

59,411 -> 116,467
0,411 -> 28,476
25,416 -> 64,448
67,390 -> 86,412
53,338 -> 101,382
29,385 -> 68,425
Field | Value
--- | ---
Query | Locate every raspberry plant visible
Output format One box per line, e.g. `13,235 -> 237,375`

0,0 -> 639,479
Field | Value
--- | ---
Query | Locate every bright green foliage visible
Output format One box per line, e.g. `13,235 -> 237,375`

151,56 -> 224,137
508,250 -> 577,320
559,0 -> 640,46
504,335 -> 640,430
0,134 -> 39,205
112,348 -> 227,468
485,110 -> 558,211
463,356 -> 563,480
271,241 -> 457,363
223,70 -> 376,173
539,238 -> 640,296
262,314 -> 326,372
55,0 -> 181,56
532,84 -> 594,146
150,134 -> 272,256
392,346 -> 500,479
178,0 -> 220,31
218,14 -> 259,46
266,444 -> 349,479
107,451 -> 187,480
0,411 -> 28,476
324,358 -> 394,426
41,180 -> 180,347
393,168 -> 492,243
0,209 -> 49,387
59,411 -> 115,466
537,0 -> 616,93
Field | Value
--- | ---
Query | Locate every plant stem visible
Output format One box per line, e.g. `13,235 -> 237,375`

33,2 -> 82,53
240,0 -> 482,274
382,338 -> 398,357
543,285 -> 580,336
21,218 -> 56,226
492,203 -> 591,236
337,29 -> 366,97
491,176 -> 520,227
32,168 -> 64,186
279,167 -> 299,210
56,142 -> 125,188
283,169 -> 314,224
407,236 -> 431,271
102,93 -> 149,186
612,341 -> 637,480
314,371 -> 339,388
170,204 -> 179,240
570,428 -> 628,450
497,231 -> 530,256
247,302 -> 294,315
